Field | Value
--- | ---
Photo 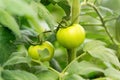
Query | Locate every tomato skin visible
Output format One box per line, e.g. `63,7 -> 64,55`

56,24 -> 85,49
28,41 -> 54,61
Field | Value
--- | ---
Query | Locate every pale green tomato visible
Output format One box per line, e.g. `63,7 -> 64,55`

56,24 -> 85,49
28,41 -> 54,61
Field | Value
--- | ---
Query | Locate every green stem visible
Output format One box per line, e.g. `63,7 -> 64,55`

67,49 -> 76,64
71,0 -> 80,24
62,52 -> 86,73
48,67 -> 60,75
58,52 -> 87,80
86,2 -> 116,45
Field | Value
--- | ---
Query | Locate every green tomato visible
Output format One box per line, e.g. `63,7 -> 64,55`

56,24 -> 85,49
28,41 -> 54,61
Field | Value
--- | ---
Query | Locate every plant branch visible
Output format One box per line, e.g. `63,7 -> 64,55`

86,2 -> 116,45
62,52 -> 86,73
32,59 -> 61,76
71,0 -> 80,24
48,67 -> 60,75
86,3 -> 104,26
67,49 -> 76,64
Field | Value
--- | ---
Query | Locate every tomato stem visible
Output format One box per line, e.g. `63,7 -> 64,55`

62,52 -> 86,73
67,49 -> 76,64
71,0 -> 80,24
86,2 -> 116,45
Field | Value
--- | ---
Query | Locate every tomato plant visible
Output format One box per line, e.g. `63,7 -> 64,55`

28,41 -> 54,61
0,0 -> 120,80
56,24 -> 85,49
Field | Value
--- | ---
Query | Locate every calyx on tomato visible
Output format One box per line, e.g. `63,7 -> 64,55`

56,24 -> 85,49
28,41 -> 54,61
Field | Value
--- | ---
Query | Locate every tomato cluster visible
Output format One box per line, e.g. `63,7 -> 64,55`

28,24 -> 85,61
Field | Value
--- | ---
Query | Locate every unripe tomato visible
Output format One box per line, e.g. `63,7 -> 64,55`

56,24 -> 85,49
28,41 -> 54,61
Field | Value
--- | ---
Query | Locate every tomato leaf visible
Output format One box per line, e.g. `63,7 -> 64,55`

66,61 -> 104,76
3,0 -> 35,17
3,0 -> 43,33
104,68 -> 120,80
50,58 -> 62,72
3,45 -> 31,67
115,15 -> 120,43
99,6 -> 113,19
0,68 -> 4,80
0,76 -> 3,80
0,27 -> 17,65
1,70 -> 39,80
83,40 -> 120,68
41,0 -> 51,5
93,77 -> 114,80
48,0 -> 70,18
0,78 -> 4,80
64,74 -> 85,80
57,1 -> 71,17
0,9 -> 21,37
36,70 -> 58,80
81,7 -> 98,18
35,2 -> 56,30
100,0 -> 120,12
3,52 -> 31,67
0,0 -> 5,9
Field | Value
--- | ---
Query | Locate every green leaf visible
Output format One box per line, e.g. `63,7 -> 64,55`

64,74 -> 85,80
104,68 -> 120,80
83,40 -> 120,68
81,7 -> 98,18
99,6 -> 113,18
93,77 -> 114,80
3,0 -> 43,33
0,27 -> 17,65
1,70 -> 39,80
57,1 -> 71,17
15,28 -> 37,45
115,15 -> 120,43
0,0 -> 5,9
83,40 -> 106,51
50,58 -> 62,72
41,0 -> 51,5
0,77 -> 3,80
100,0 -> 120,12
3,52 -> 31,67
86,32 -> 109,43
27,16 -> 44,33
35,2 -> 56,30
36,70 -> 58,80
0,9 -> 21,37
3,0 -> 35,17
0,67 -> 4,80
3,45 -> 31,67
66,61 -> 104,76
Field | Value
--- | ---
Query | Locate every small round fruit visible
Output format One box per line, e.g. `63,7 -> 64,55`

28,41 -> 54,61
56,24 -> 85,49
